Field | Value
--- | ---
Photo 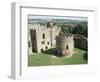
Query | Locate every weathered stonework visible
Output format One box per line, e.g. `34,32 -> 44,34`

28,22 -> 87,57
28,23 -> 61,54
74,35 -> 87,50
56,33 -> 74,57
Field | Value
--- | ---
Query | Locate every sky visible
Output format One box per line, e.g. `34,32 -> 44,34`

28,15 -> 88,21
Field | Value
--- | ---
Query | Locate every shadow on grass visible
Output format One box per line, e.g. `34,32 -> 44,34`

42,48 -> 63,57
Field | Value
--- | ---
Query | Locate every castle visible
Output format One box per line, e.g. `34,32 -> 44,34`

28,21 -> 75,57
28,22 -> 61,54
56,32 -> 74,57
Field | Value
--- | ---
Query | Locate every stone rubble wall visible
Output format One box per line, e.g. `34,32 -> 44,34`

74,35 -> 87,50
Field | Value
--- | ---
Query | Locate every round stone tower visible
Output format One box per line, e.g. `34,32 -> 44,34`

56,32 -> 74,57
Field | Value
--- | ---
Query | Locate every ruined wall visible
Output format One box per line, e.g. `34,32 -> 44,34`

74,35 -> 87,50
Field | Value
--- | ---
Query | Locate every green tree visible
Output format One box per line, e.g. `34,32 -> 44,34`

72,24 -> 83,34
72,24 -> 87,37
61,24 -> 73,34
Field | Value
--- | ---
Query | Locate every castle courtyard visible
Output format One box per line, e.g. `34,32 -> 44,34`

28,48 -> 87,66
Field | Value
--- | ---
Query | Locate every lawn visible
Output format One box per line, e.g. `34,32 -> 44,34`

28,48 -> 87,66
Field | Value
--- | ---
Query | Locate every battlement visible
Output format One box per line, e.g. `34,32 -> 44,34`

29,23 -> 61,31
57,32 -> 74,40
29,23 -> 46,27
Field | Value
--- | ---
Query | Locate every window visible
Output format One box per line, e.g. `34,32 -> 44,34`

41,41 -> 45,44
45,46 -> 48,49
66,45 -> 68,50
47,42 -> 49,45
43,33 -> 45,39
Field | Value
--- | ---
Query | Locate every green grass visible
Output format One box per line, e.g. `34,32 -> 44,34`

28,48 -> 87,66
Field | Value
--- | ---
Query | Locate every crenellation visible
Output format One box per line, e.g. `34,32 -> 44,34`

28,22 -> 61,54
28,22 -> 75,57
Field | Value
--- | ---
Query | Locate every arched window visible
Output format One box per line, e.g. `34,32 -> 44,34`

43,33 -> 45,39
66,45 -> 68,50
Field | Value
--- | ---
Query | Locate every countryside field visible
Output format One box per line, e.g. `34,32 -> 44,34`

28,48 -> 87,66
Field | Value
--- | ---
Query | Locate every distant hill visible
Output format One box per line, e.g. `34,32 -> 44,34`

28,18 -> 87,26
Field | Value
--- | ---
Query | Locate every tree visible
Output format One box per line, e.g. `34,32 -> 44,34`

72,24 -> 83,34
61,24 -> 73,34
72,24 -> 87,37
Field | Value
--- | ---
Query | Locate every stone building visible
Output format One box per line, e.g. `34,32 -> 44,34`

28,22 -> 87,57
56,32 -> 74,57
28,22 -> 61,54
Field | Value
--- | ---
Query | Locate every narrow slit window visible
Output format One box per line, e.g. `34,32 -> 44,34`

43,33 -> 45,39
66,45 -> 68,50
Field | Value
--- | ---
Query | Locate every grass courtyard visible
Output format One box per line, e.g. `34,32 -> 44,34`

28,48 -> 88,66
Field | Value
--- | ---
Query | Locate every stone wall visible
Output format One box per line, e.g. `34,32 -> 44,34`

35,28 -> 51,53
74,35 -> 87,50
56,33 -> 74,57
28,23 -> 61,54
